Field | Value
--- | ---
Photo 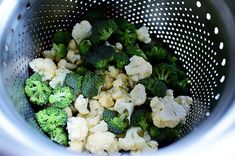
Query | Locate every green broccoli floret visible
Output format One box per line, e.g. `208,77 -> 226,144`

149,125 -> 182,147
76,66 -> 88,75
102,109 -> 116,123
131,109 -> 149,131
35,107 -> 67,133
84,10 -> 108,24
114,19 -> 137,46
49,128 -> 68,146
53,31 -> 72,45
146,46 -> 167,60
79,40 -> 92,55
53,43 -> 67,62
126,46 -> 148,60
114,52 -> 130,69
25,73 -> 52,105
153,63 -> 178,84
82,72 -> 104,98
86,45 -> 115,69
65,72 -> 83,94
140,77 -> 167,97
90,19 -> 117,44
49,86 -> 74,108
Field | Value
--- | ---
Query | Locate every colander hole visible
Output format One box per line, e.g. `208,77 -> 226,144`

17,14 -> 22,20
220,76 -> 225,83
206,13 -> 211,20
4,44 -> 9,51
214,27 -> 219,34
196,1 -> 201,8
26,2 -> 31,9
221,59 -> 226,66
215,94 -> 220,100
219,42 -> 224,50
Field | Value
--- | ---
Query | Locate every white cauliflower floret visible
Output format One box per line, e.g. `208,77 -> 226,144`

49,68 -> 70,88
29,58 -> 57,81
143,141 -> 158,152
72,20 -> 92,45
166,89 -> 174,98
58,59 -> 77,70
143,131 -> 151,143
86,115 -> 101,128
130,84 -> 147,106
98,91 -> 114,108
42,48 -> 56,59
89,120 -> 108,133
74,95 -> 89,115
108,87 -> 128,100
64,107 -> 73,118
67,50 -> 81,64
150,96 -> 187,128
86,131 -> 118,154
102,74 -> 114,90
125,56 -> 152,82
68,39 -> 78,51
114,99 -> 134,122
118,127 -> 146,151
69,141 -> 84,152
175,96 -> 193,114
115,42 -> 123,52
136,26 -> 152,44
113,73 -> 129,90
67,117 -> 88,142
89,99 -> 104,117
108,66 -> 120,78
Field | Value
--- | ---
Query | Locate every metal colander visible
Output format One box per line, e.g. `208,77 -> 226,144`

0,0 -> 235,155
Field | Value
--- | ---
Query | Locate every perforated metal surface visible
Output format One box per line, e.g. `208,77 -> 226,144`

0,0 -> 231,140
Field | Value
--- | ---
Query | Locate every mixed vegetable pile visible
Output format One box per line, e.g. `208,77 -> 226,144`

25,11 -> 193,155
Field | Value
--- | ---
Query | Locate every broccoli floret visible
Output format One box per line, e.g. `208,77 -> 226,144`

84,10 -> 107,24
146,46 -> 167,60
140,77 -> 167,97
49,128 -> 68,146
35,107 -> 67,133
25,73 -> 52,105
86,45 -> 115,69
49,86 -> 74,108
114,52 -> 130,69
114,19 -> 137,46
53,31 -> 72,45
65,72 -> 83,94
153,63 -> 178,84
102,109 -> 116,123
131,109 -> 149,131
79,40 -> 92,56
126,45 -> 148,60
149,125 -> 182,147
53,43 -> 67,62
76,66 -> 88,75
90,19 -> 118,44
82,72 -> 104,98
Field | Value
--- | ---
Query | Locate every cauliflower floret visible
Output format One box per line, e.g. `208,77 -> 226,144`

67,117 -> 88,142
49,68 -> 71,88
86,131 -> 118,154
68,39 -> 78,51
74,95 -> 89,115
72,20 -> 92,45
136,26 -> 152,44
42,48 -> 56,59
108,66 -> 120,78
143,141 -> 158,152
67,50 -> 81,64
130,84 -> 147,106
69,141 -> 84,152
108,87 -> 128,100
125,56 -> 152,82
175,96 -> 193,114
64,107 -> 73,118
114,99 -> 134,122
102,74 -> 114,90
89,99 -> 104,117
29,58 -> 57,81
150,96 -> 187,128
143,131 -> 151,143
89,120 -> 108,133
115,42 -> 123,52
166,89 -> 174,98
86,115 -> 101,128
113,73 -> 129,90
58,59 -> 77,70
98,91 -> 114,108
118,127 -> 146,151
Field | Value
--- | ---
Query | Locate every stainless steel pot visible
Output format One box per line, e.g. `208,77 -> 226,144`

0,0 -> 235,155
